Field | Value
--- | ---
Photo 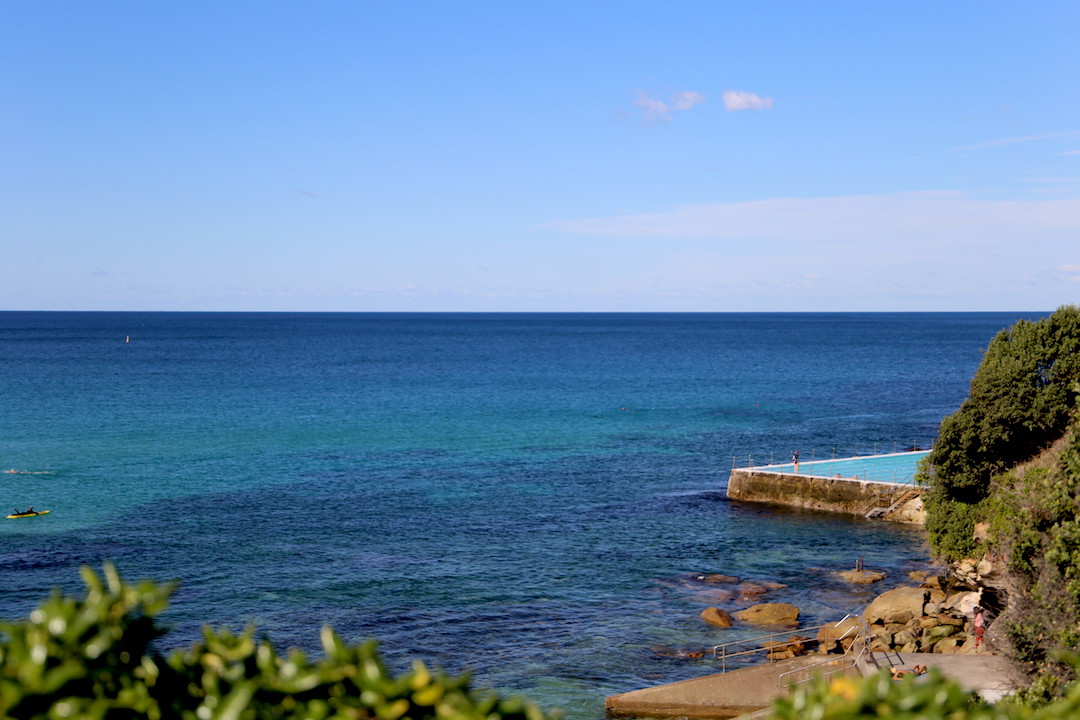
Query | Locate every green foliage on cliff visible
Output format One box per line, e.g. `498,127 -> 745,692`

983,429 -> 1080,684
922,305 -> 1080,561
0,564 -> 549,720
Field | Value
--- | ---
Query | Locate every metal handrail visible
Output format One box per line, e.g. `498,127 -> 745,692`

775,614 -> 874,688
710,616 -> 865,674
865,486 -> 925,518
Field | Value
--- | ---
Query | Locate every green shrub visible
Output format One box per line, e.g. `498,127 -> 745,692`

0,565 -> 549,720
769,665 -> 1080,720
983,431 -> 1080,683
0,564 -> 173,718
923,306 -> 1080,560
923,483 -> 981,561
1009,672 -> 1063,709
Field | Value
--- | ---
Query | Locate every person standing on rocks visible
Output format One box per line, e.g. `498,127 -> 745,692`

973,606 -> 986,650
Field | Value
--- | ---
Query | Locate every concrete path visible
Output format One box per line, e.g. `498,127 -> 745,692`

859,651 -> 1026,702
605,651 -> 1026,719
604,656 -> 851,719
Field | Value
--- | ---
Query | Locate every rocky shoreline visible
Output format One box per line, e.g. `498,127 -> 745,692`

685,564 -> 997,663
611,559 -> 1025,720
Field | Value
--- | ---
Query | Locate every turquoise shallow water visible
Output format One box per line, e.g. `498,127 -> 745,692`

0,312 -> 1045,718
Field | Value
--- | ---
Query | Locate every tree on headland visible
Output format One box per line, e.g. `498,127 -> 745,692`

922,305 -> 1080,561
918,305 -> 1080,691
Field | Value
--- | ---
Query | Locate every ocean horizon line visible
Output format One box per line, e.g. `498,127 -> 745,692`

0,309 -> 1052,315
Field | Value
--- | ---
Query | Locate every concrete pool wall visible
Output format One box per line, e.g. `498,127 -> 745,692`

726,457 -> 926,523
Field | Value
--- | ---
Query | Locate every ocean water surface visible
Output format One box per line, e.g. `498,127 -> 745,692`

0,312 -> 1043,717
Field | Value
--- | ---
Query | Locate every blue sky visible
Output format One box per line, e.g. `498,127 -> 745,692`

2,1 -> 1078,311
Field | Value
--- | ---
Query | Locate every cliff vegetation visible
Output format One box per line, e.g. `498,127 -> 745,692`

920,305 -> 1080,691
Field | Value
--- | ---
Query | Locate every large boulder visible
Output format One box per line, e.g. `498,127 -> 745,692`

862,587 -> 928,625
893,629 -> 917,647
838,569 -> 887,584
816,616 -> 863,652
976,555 -> 1005,581
735,602 -> 800,626
943,590 -> 982,616
933,637 -> 963,654
700,607 -> 734,628
763,636 -> 809,660
926,624 -> 958,642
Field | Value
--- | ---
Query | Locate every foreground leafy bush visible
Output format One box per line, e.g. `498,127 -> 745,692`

770,666 -> 1080,720
14,565 -> 1080,720
0,565 -> 548,720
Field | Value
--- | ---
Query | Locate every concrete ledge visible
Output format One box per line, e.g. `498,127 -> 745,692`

605,656 -> 849,719
727,470 -> 923,522
859,652 -> 1025,702
605,652 -> 1024,719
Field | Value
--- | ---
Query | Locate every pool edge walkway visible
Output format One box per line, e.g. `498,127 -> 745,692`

726,451 -> 927,522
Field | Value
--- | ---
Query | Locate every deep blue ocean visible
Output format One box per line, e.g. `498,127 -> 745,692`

0,312 -> 1044,717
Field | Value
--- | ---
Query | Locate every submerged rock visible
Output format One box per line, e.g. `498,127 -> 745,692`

735,602 -> 800,627
736,582 -> 769,596
693,573 -> 739,584
651,646 -> 707,659
837,569 -> 887,584
701,607 -> 735,628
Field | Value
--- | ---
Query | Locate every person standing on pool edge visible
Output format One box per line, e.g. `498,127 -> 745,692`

792,449 -> 800,474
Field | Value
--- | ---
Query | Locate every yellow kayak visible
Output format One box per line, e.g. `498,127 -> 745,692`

6,510 -> 50,519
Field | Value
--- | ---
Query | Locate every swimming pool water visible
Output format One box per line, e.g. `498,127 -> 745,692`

755,450 -> 929,484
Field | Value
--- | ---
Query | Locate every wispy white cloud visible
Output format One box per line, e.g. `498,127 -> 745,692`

722,89 -> 773,111
633,89 -> 704,123
542,190 -> 1080,246
533,191 -> 1079,311
1054,265 -> 1080,283
672,91 -> 704,110
954,130 -> 1080,151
